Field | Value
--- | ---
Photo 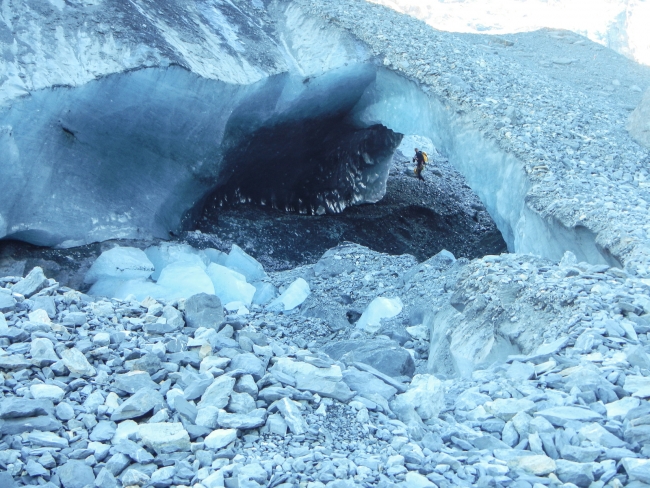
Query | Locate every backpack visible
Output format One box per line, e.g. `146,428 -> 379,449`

421,151 -> 428,163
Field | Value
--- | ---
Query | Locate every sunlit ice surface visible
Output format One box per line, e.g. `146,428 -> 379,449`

367,0 -> 650,66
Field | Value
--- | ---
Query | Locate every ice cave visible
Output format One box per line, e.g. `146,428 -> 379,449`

0,59 -> 619,268
2,1 -> 650,486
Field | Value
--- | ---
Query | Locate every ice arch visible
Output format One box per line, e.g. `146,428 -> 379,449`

349,69 -> 619,266
0,61 -> 619,265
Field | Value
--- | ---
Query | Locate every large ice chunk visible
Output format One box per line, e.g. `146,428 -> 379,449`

145,243 -> 209,281
224,245 -> 267,282
356,297 -> 403,334
89,278 -> 164,302
84,247 -> 154,284
206,263 -> 256,307
267,278 -> 310,311
156,262 -> 214,301
204,248 -> 228,266
252,282 -> 277,305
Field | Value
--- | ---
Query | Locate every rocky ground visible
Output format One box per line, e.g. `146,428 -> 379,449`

1,238 -> 650,488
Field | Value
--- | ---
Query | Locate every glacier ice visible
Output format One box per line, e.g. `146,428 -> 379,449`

267,278 -> 311,312
84,247 -> 154,284
203,248 -> 228,266
145,243 -> 209,281
224,245 -> 267,283
356,296 -> 404,334
206,263 -> 256,307
155,263 -> 215,302
89,278 -> 163,303
87,243 -> 270,304
252,282 -> 278,306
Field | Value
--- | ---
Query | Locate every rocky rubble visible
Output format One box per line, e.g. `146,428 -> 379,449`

296,0 -> 650,276
1,240 -> 650,487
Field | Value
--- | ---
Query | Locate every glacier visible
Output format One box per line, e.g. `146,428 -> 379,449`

0,0 -> 635,269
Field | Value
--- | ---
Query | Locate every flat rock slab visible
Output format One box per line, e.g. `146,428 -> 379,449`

110,388 -> 164,421
535,406 -> 602,427
0,398 -> 54,419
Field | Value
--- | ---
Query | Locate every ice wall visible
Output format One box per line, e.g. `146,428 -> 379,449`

0,64 -> 400,247
355,69 -> 619,265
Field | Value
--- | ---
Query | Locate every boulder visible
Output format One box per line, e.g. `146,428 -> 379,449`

271,357 -> 355,402
185,293 -> 224,330
321,338 -> 415,378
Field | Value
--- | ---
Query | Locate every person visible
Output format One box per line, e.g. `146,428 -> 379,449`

412,148 -> 426,181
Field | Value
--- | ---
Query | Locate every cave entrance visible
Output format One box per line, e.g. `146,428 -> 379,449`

189,130 -> 508,271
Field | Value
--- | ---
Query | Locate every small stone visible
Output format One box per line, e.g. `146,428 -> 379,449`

0,397 -> 54,419
61,347 -> 96,377
110,388 -> 164,421
93,332 -> 111,347
198,375 -> 236,409
12,267 -> 48,297
26,458 -> 49,477
217,408 -> 266,429
275,397 -> 308,434
486,398 -> 536,421
196,405 -> 220,429
28,308 -> 51,324
139,422 -> 190,454
121,468 -> 150,487
508,455 -> 556,476
28,431 -> 69,448
555,459 -> 594,487
30,384 -> 65,403
30,337 -> 59,367
57,459 -> 96,488
265,413 -> 288,436
56,402 -> 75,421
0,292 -> 16,313
113,371 -> 158,394
578,422 -> 626,448
229,352 -> 265,380
535,406 -> 602,426
204,428 -> 238,450
89,420 -> 117,442
622,457 -> 650,484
